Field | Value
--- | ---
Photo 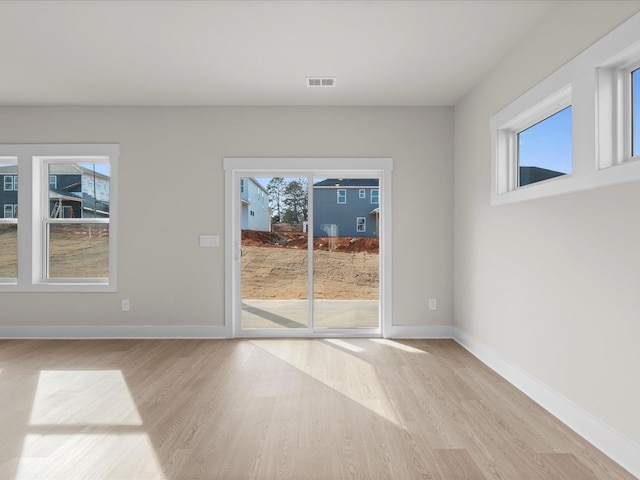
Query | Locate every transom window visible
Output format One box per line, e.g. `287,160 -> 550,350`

633,67 -> 639,157
491,12 -> 640,205
517,106 -> 572,187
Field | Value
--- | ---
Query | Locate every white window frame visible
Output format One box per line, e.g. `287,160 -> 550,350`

4,175 -> 17,191
49,175 -> 57,189
597,54 -> 640,169
337,188 -> 346,204
4,204 -> 15,218
494,86 -> 572,198
371,188 -> 379,204
0,144 -> 118,292
356,216 -> 366,232
359,188 -> 366,198
491,11 -> 640,206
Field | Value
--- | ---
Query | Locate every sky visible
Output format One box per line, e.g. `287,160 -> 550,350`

79,163 -> 110,176
518,105 -> 572,175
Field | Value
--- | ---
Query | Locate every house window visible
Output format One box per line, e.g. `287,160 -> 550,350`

3,204 -> 17,218
46,162 -> 110,279
240,178 -> 245,194
634,67 -> 639,157
0,144 -> 118,292
356,217 -> 366,232
597,55 -> 640,169
4,175 -> 17,191
492,11 -> 640,205
517,106 -> 572,187
337,189 -> 346,204
359,189 -> 366,198
371,189 -> 379,204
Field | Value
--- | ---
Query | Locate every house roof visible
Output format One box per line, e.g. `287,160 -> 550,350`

313,179 -> 379,188
0,165 -> 18,174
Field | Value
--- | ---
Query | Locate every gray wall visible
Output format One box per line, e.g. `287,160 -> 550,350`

454,1 -> 640,447
0,106 -> 453,328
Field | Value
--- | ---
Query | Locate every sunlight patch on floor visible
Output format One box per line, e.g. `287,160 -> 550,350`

371,338 -> 430,355
29,370 -> 142,426
251,339 -> 400,426
16,434 -> 166,480
16,370 -> 166,480
324,338 -> 366,353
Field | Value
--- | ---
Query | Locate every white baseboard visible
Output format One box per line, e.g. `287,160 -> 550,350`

453,327 -> 640,479
0,323 -> 453,340
385,324 -> 454,339
0,324 -> 232,339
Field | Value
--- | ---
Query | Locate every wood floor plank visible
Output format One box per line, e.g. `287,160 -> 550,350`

432,449 -> 487,480
0,339 -> 636,480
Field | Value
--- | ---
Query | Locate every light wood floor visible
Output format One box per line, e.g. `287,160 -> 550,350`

0,339 -> 635,480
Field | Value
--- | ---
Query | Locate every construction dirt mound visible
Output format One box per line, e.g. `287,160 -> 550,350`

242,230 -> 379,253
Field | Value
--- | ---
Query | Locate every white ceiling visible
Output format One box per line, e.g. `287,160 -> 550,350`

0,0 -> 557,107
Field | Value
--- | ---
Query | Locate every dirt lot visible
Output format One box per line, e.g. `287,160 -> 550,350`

241,230 -> 379,300
0,224 -> 108,278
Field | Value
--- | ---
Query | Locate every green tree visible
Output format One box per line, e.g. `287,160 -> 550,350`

266,177 -> 286,222
282,178 -> 308,223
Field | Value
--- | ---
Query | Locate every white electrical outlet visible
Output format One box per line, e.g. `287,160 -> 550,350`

122,299 -> 130,312
428,298 -> 437,311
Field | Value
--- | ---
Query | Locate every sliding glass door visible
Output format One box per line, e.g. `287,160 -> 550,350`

240,177 -> 309,330
312,178 -> 379,330
226,158 -> 391,337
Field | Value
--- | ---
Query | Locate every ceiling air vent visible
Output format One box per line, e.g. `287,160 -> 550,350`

307,77 -> 336,87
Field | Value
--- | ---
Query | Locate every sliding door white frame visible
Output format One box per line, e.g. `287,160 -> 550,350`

224,157 -> 393,338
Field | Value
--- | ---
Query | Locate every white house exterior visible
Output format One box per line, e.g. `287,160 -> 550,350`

240,177 -> 271,232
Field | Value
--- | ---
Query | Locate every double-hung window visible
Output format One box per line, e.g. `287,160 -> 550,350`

371,189 -> 379,204
0,144 -> 118,292
4,174 -> 17,191
337,189 -> 346,204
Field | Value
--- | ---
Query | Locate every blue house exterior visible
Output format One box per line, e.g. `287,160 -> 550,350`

1,164 -> 110,219
313,179 -> 379,238
0,165 -> 19,219
241,177 -> 271,232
